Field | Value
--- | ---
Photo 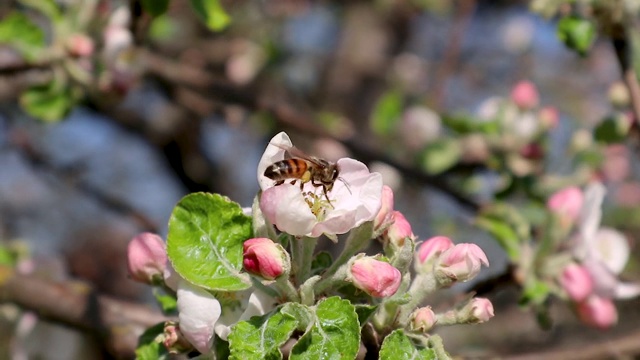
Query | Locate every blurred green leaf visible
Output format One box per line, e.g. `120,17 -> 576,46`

190,0 -> 231,31
442,113 -> 499,134
476,202 -> 531,261
419,138 -> 462,174
142,0 -> 170,17
0,12 -> 45,60
520,278 -> 551,307
152,288 -> 177,314
310,251 -> 332,276
370,89 -> 403,136
18,0 -> 61,21
557,16 -> 595,56
20,82 -> 75,123
135,322 -> 169,360
593,115 -> 629,144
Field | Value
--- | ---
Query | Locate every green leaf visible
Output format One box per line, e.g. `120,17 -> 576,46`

190,0 -> 231,31
593,115 -> 629,144
228,308 -> 298,360
476,203 -> 530,261
419,138 -> 462,174
370,89 -> 403,136
557,16 -> 595,56
441,113 -> 499,135
0,12 -> 45,60
290,297 -> 360,360
281,302 -> 314,331
167,193 -> 252,291
152,288 -> 177,314
18,0 -> 61,21
475,217 -> 520,261
310,251 -> 333,276
519,278 -> 551,306
354,304 -> 377,326
379,330 -> 436,360
141,0 -> 171,16
20,82 -> 75,122
135,322 -> 169,360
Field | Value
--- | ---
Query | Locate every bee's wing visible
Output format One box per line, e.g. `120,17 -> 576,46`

269,142 -> 327,167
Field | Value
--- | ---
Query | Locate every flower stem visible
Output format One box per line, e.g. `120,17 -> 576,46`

291,236 -> 317,285
322,222 -> 373,280
272,277 -> 300,303
396,272 -> 438,326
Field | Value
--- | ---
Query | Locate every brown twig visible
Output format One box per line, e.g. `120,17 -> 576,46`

0,265 -> 167,359
612,35 -> 640,126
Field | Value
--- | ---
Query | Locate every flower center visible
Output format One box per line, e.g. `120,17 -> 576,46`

302,191 -> 333,221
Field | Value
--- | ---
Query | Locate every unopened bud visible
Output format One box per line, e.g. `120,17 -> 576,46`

349,256 -> 401,298
547,186 -> 584,227
415,236 -> 454,273
434,243 -> 489,285
384,211 -> 415,248
410,306 -> 437,332
243,238 -> 289,280
163,321 -> 192,354
127,232 -> 167,284
66,33 -> 95,57
538,106 -> 559,129
465,297 -> 495,323
576,295 -> 617,329
560,263 -> 593,302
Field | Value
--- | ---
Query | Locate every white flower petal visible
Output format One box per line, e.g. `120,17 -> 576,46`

614,282 -> 640,299
257,132 -> 292,190
593,228 -> 629,274
177,280 -> 221,354
579,182 -> 606,245
261,184 -> 316,236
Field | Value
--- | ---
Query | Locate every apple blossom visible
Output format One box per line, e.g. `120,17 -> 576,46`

434,243 -> 489,285
547,186 -> 584,226
573,183 -> 640,299
66,34 -> 95,58
243,238 -> 289,280
258,132 -> 383,237
348,257 -> 401,298
576,295 -> 618,329
560,263 -> 593,302
511,80 -> 539,110
415,236 -> 454,272
126,232 -> 167,284
410,306 -> 437,332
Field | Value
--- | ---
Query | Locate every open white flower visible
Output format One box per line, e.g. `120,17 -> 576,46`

257,132 -> 383,237
573,183 -> 640,299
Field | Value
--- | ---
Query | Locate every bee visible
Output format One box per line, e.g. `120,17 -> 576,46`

263,143 -> 346,205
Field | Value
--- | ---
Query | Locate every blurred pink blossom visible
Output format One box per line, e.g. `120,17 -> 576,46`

511,80 -> 539,110
576,295 -> 618,329
560,263 -> 593,302
126,232 -> 167,284
547,186 -> 584,226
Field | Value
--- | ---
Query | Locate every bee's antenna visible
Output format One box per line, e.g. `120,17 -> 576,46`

338,177 -> 352,194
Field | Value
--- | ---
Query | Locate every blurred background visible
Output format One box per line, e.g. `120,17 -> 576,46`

1,0 -> 640,358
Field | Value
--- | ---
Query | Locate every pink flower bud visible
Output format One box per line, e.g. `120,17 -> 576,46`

547,186 -> 584,226
415,236 -> 454,271
374,186 -> 394,230
127,232 -> 167,284
410,306 -> 437,332
163,322 -> 192,354
520,143 -> 544,160
66,33 -> 95,57
538,106 -> 559,129
560,263 -> 593,302
349,257 -> 401,298
468,297 -> 495,323
435,243 -> 489,284
511,80 -> 539,110
576,295 -> 618,329
243,238 -> 288,280
384,211 -> 415,247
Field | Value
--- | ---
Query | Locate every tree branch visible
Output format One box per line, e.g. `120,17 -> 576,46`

0,265 -> 166,358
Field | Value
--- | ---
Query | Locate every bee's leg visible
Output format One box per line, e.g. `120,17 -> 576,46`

275,180 -> 285,186
322,186 -> 334,208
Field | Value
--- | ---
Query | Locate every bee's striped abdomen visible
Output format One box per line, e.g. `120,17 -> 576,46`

264,159 -> 308,181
